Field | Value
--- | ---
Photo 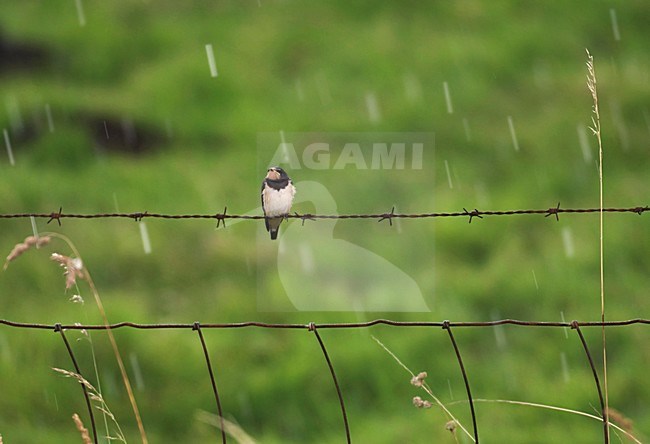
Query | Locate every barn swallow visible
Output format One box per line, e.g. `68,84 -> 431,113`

261,166 -> 296,240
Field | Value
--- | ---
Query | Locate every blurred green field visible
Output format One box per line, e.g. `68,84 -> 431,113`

1,1 -> 649,442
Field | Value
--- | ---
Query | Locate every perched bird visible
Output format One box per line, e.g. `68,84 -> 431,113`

261,166 -> 296,240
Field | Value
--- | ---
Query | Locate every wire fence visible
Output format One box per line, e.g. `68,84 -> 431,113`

2,318 -> 649,443
1,206 -> 649,443
0,204 -> 648,226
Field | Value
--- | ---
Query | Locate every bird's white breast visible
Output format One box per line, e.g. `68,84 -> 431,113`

264,183 -> 296,217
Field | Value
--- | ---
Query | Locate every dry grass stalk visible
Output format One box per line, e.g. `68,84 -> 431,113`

196,410 -> 257,444
410,371 -> 428,387
50,253 -> 86,289
3,231 -> 148,443
453,399 -> 642,443
606,407 -> 634,435
53,368 -> 126,442
586,48 -> 610,441
72,413 -> 92,444
412,396 -> 432,409
371,335 -> 475,442
3,235 -> 51,270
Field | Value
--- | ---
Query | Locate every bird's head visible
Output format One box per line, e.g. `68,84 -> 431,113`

266,166 -> 289,181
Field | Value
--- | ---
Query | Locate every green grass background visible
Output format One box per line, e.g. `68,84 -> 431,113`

1,0 -> 649,442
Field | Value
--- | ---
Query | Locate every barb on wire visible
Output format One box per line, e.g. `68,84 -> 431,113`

54,323 -> 98,444
216,207 -> 228,228
443,320 -> 479,443
296,211 -> 316,226
463,208 -> 483,224
572,321 -> 609,444
309,322 -> 351,444
193,322 -> 227,444
378,206 -> 396,226
132,212 -> 147,222
545,202 -> 561,221
47,206 -> 63,226
0,204 -> 647,225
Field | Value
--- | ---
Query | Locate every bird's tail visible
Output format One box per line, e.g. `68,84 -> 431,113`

270,228 -> 279,240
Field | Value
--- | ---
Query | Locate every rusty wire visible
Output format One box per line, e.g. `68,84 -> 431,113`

55,323 -> 98,444
1,203 -> 648,442
443,320 -> 478,443
0,204 -> 647,226
2,318 -> 649,443
572,322 -> 609,444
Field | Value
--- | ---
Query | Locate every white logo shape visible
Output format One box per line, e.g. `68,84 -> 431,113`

275,181 -> 429,312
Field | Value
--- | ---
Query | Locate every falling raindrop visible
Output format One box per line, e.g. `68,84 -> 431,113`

315,73 -> 332,105
403,73 -> 422,103
0,333 -> 11,365
452,165 -> 461,190
609,9 -> 621,41
112,193 -> 120,212
295,78 -> 305,102
474,182 -> 489,207
5,96 -> 24,134
129,352 -> 145,391
507,116 -> 520,151
30,216 -> 40,241
103,121 -> 110,139
491,310 -> 507,350
443,81 -> 453,114
561,227 -> 574,258
641,108 -> 650,135
576,123 -> 592,163
365,92 -> 381,124
246,255 -> 252,275
4,129 -> 15,166
299,243 -> 315,273
121,118 -> 136,147
447,379 -> 454,400
531,269 -> 539,290
532,60 -> 552,88
205,44 -> 218,78
278,130 -> 290,163
75,0 -> 86,26
444,160 -> 453,189
44,104 -> 54,132
560,352 -> 570,383
139,221 -> 152,254
164,118 -> 173,138
609,100 -> 629,150
560,311 -> 569,339
462,118 -> 471,142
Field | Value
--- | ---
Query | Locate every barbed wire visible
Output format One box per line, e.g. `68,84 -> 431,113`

0,204 -> 647,226
2,204 -> 648,442
2,317 -> 649,443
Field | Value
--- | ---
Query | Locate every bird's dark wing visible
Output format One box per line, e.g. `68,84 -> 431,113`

261,181 -> 270,232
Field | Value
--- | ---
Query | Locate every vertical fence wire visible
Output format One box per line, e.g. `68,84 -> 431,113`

572,321 -> 609,444
443,320 -> 479,443
0,319 -> 647,440
54,323 -> 98,444
309,323 -> 351,444
193,322 -> 227,444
